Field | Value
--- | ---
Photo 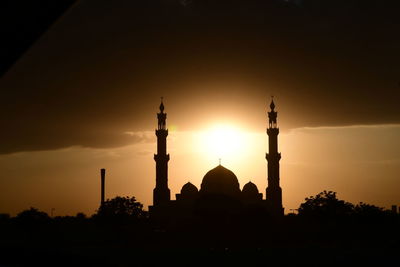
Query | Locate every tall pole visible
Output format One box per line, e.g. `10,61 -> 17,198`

101,168 -> 105,206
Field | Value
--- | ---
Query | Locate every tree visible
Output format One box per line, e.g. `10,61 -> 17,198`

15,207 -> 50,223
298,191 -> 354,219
75,212 -> 87,219
354,202 -> 386,218
0,213 -> 10,222
96,196 -> 147,220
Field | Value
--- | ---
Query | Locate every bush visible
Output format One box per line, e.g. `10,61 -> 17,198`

15,207 -> 50,224
298,191 -> 354,219
96,196 -> 147,220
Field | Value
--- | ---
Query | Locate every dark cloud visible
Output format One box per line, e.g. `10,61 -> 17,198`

1,0 -> 399,154
0,0 -> 76,76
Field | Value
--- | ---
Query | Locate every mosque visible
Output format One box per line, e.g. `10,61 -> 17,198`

148,99 -> 284,218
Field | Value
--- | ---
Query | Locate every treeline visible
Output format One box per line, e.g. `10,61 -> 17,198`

297,190 -> 396,219
0,191 -> 397,223
0,192 -> 399,266
0,196 -> 148,225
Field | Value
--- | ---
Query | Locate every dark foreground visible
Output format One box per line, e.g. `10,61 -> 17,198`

0,214 -> 399,267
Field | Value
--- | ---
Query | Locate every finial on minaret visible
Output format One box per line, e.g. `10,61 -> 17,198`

159,97 -> 165,112
270,95 -> 275,111
219,158 -> 221,165
268,96 -> 277,128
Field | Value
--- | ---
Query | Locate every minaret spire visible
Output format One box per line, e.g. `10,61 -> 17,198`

266,97 -> 283,215
153,98 -> 170,206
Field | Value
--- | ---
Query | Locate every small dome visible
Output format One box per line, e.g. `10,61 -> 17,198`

200,165 -> 241,197
159,101 -> 165,112
181,182 -> 198,195
242,181 -> 259,195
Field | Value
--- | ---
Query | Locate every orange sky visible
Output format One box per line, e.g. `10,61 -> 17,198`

1,120 -> 399,216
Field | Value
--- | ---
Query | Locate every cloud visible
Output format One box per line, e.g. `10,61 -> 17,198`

0,0 -> 399,154
123,131 -> 156,144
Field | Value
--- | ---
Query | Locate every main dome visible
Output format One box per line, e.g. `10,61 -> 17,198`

200,165 -> 241,197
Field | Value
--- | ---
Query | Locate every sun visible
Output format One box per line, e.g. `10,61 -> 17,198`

197,124 -> 248,161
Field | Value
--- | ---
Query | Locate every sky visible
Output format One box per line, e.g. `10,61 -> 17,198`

0,0 -> 399,215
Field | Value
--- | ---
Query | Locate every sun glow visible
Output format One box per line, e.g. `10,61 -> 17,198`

197,125 -> 249,162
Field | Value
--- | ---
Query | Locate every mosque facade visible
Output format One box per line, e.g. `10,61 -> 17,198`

149,99 -> 284,218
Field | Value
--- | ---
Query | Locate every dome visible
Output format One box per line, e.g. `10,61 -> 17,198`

200,165 -> 241,197
242,181 -> 259,195
181,182 -> 198,195
242,181 -> 262,202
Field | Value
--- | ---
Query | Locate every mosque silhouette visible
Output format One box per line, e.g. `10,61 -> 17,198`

148,99 -> 284,218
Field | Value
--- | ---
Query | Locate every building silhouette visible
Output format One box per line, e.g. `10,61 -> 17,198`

149,99 -> 284,218
153,100 -> 171,206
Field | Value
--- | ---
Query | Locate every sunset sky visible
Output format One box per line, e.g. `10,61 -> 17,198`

1,0 -> 399,216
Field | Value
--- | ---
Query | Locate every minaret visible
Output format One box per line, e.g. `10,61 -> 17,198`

266,98 -> 283,215
153,99 -> 171,206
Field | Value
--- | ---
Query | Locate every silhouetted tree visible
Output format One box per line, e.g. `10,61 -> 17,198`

15,207 -> 50,224
96,196 -> 147,220
298,191 -> 354,219
0,213 -> 10,222
75,212 -> 87,219
354,202 -> 386,218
